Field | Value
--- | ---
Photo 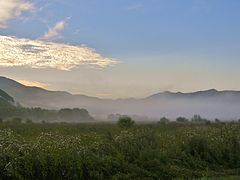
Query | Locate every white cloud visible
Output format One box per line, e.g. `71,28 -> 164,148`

0,35 -> 118,70
41,20 -> 68,40
0,0 -> 33,28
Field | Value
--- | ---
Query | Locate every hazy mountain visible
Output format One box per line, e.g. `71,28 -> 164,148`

1,76 -> 240,120
147,89 -> 240,100
0,76 -> 117,116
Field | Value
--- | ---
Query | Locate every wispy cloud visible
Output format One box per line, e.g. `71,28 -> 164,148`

126,3 -> 143,11
0,0 -> 33,28
41,19 -> 69,40
0,35 -> 118,70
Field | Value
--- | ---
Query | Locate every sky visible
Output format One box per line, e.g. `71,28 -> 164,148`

1,0 -> 240,98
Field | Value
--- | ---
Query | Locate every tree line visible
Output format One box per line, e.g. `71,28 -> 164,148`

0,106 -> 94,123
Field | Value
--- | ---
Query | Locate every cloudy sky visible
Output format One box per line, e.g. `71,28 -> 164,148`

1,0 -> 240,98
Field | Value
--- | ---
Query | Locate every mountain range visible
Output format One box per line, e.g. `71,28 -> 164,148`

1,76 -> 240,120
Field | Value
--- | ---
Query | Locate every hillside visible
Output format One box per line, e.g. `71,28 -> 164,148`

0,84 -> 94,122
0,89 -> 15,107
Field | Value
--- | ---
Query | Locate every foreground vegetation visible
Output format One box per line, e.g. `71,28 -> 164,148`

0,121 -> 240,179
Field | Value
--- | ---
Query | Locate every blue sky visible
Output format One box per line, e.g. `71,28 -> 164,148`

1,0 -> 240,98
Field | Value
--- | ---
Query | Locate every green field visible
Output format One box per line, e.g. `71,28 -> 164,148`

0,122 -> 240,179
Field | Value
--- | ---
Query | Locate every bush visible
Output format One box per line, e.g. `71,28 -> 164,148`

117,116 -> 135,128
159,117 -> 170,124
176,117 -> 188,123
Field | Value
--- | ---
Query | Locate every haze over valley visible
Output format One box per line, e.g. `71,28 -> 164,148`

1,76 -> 240,120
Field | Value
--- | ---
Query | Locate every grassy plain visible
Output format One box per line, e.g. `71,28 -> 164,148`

0,122 -> 240,179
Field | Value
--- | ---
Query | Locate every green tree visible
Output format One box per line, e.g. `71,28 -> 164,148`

191,114 -> 208,123
58,108 -> 94,122
176,117 -> 189,123
117,116 -> 135,128
159,117 -> 170,124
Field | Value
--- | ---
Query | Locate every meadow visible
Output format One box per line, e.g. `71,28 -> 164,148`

0,121 -> 240,179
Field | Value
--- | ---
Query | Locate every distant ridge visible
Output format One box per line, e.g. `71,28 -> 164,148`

146,88 -> 240,99
1,76 -> 240,119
